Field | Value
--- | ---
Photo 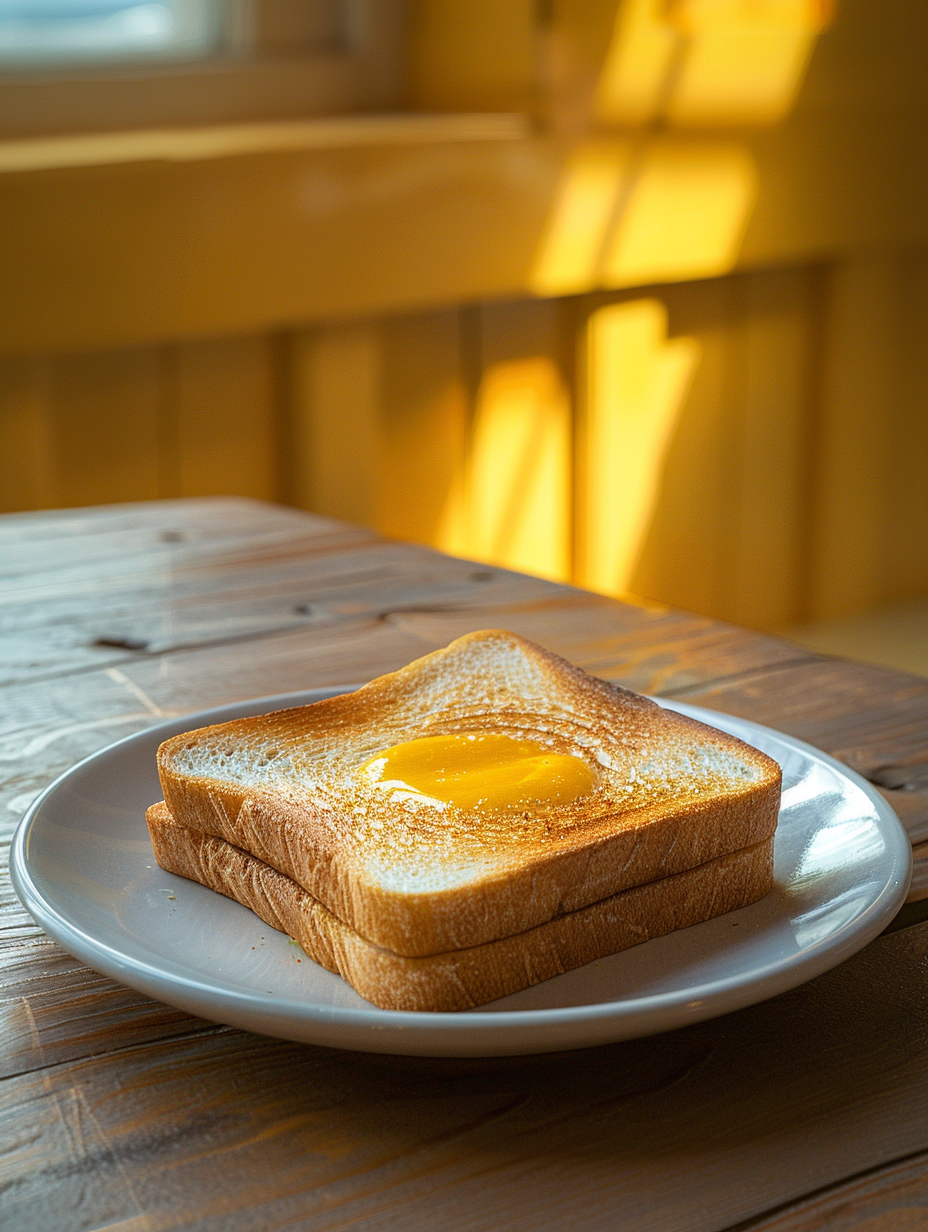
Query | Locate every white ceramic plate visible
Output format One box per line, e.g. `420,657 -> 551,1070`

11,688 -> 912,1057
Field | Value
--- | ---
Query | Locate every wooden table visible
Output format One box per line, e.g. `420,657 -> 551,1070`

3,497 -> 928,1232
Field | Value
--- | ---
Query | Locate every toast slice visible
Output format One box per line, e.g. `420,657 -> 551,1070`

147,802 -> 775,1012
155,630 -> 781,958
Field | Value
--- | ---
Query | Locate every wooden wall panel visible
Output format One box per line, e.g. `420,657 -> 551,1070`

164,335 -> 280,502
288,312 -> 471,550
378,310 -> 469,556
288,324 -> 382,525
576,297 -> 700,599
50,347 -> 162,509
809,256 -> 901,621
583,266 -> 819,631
888,252 -> 928,605
0,356 -> 54,513
733,266 -> 820,629
3,0 -> 928,359
630,276 -> 746,621
0,336 -> 284,517
470,299 -> 572,581
407,0 -> 537,112
2,255 -> 926,636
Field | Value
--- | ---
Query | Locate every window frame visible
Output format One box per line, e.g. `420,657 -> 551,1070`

0,0 -> 406,139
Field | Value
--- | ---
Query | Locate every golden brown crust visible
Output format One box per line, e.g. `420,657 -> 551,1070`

155,630 -> 781,956
147,802 -> 775,1013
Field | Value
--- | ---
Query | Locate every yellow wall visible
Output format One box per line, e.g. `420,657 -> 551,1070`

0,337 -> 282,511
2,0 -> 927,632
4,254 -> 927,633
285,260 -> 928,630
3,1 -> 928,357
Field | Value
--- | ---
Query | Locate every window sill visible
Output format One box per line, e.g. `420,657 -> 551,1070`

0,111 -> 531,174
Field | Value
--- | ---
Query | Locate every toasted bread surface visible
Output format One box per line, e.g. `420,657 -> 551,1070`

155,630 -> 781,956
147,802 -> 775,1013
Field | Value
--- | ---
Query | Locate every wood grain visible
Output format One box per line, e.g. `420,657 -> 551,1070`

741,1151 -> 928,1230
2,497 -> 927,1231
0,935 -> 216,1080
4,920 -> 928,1231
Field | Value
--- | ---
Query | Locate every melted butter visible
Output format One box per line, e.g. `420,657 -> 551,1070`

360,732 -> 597,811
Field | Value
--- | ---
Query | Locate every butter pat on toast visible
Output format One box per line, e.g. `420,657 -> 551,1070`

153,631 -> 781,965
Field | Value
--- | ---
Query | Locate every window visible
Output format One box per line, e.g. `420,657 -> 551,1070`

0,0 -> 222,66
0,1 -> 405,137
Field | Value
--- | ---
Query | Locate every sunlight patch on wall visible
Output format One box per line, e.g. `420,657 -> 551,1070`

580,299 -> 700,597
594,0 -> 678,125
530,143 -> 630,296
534,0 -> 829,296
530,139 -> 756,295
669,0 -> 833,125
468,357 -> 571,582
595,0 -> 832,127
603,142 -> 756,286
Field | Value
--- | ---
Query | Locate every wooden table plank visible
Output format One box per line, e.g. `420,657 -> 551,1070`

2,498 -> 927,1232
0,936 -> 217,1081
743,1151 -> 928,1230
0,531 -> 805,690
3,920 -> 928,1232
0,497 -> 315,566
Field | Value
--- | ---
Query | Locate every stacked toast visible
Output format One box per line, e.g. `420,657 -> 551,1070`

147,630 -> 781,1011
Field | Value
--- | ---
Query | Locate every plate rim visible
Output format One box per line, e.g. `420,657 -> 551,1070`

9,686 -> 913,1052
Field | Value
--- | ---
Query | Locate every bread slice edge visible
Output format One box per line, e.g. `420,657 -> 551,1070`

147,801 -> 775,1013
